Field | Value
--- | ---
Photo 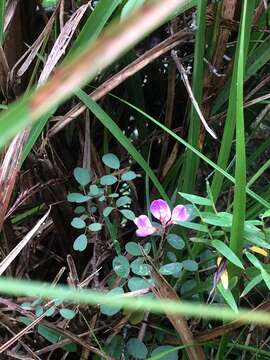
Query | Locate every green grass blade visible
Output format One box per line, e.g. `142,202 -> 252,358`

113,95 -> 270,209
247,158 -> 270,188
229,0 -> 255,271
210,0 -> 255,204
181,0 -> 207,194
212,23 -> 270,115
22,109 -> 55,163
69,0 -> 122,57
1,277 -> 270,326
0,0 -> 5,45
76,89 -> 169,202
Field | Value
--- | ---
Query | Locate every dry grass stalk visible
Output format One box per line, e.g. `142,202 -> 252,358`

172,50 -> 217,139
49,30 -> 193,137
0,130 -> 29,231
27,0 -> 193,120
151,267 -> 205,360
15,4 -> 59,78
38,3 -> 89,85
0,208 -> 50,276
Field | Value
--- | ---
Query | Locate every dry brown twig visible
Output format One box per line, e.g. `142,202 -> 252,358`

172,50 -> 217,140
151,266 -> 205,360
48,30 -> 193,137
38,3 -> 90,85
0,209 -> 50,276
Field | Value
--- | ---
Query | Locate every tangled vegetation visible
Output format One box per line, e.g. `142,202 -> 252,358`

1,0 -> 270,359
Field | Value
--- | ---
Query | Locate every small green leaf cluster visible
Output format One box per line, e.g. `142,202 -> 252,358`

19,316 -> 77,352
67,153 -> 138,252
101,242 -> 153,317
20,298 -> 76,320
178,190 -> 270,313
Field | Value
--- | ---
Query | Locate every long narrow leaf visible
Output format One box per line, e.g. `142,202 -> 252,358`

181,0 -> 207,194
229,0 -> 255,272
0,0 -> 5,45
69,0 -> 122,57
210,1 -> 255,205
113,95 -> 270,209
0,277 -> 270,326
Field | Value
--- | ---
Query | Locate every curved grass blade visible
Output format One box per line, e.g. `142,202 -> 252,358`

1,277 -> 270,326
112,95 -> 270,209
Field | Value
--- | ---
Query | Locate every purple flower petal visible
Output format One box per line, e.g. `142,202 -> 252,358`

150,199 -> 171,225
134,215 -> 156,237
171,205 -> 189,223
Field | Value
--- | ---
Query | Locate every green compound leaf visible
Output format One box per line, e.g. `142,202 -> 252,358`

159,262 -> 182,276
125,242 -> 143,256
128,277 -> 152,291
131,258 -> 151,276
167,234 -> 185,250
88,223 -> 102,232
100,175 -> 118,186
45,306 -> 55,317
20,302 -> 32,310
100,287 -> 124,316
59,308 -> 76,320
89,184 -> 100,196
102,153 -> 120,169
120,209 -> 135,221
144,242 -> 151,254
35,305 -> 44,316
181,260 -> 198,272
121,170 -> 137,181
73,234 -> 87,252
116,195 -> 132,207
109,192 -> 119,198
73,167 -> 91,186
103,207 -> 114,217
74,206 -> 86,214
67,193 -> 91,203
127,338 -> 148,359
104,335 -> 123,359
70,217 -> 86,229
167,252 -> 177,262
212,240 -> 244,269
113,255 -> 130,278
178,192 -> 212,206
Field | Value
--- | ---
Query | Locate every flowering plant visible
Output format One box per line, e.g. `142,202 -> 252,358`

134,199 -> 189,237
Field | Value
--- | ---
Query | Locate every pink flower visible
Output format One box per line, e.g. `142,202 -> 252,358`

134,215 -> 156,237
134,199 -> 189,237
